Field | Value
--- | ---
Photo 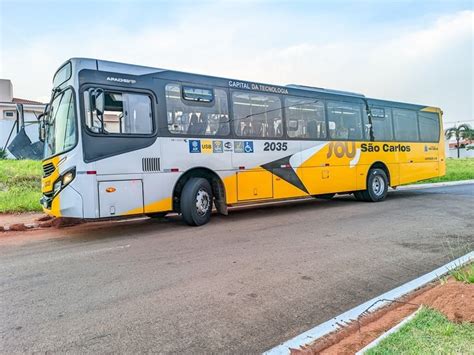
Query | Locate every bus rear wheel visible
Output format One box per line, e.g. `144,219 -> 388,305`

180,178 -> 213,226
354,168 -> 388,202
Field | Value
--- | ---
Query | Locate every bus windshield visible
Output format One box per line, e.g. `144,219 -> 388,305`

44,88 -> 77,158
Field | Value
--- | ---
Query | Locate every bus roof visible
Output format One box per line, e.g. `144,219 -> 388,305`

67,57 -> 440,111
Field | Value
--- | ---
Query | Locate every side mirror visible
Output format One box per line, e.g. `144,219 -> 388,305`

287,119 -> 299,131
91,89 -> 105,115
38,113 -> 46,142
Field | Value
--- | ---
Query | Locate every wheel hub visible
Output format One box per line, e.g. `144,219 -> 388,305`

195,189 -> 210,216
372,175 -> 385,196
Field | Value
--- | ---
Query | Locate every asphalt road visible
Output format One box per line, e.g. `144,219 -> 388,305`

1,184 -> 473,354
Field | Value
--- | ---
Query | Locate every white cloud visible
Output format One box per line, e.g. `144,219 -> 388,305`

1,5 -> 472,124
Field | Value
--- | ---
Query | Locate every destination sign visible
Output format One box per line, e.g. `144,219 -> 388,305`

228,80 -> 289,95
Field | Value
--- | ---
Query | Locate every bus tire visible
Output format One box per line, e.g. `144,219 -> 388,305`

353,191 -> 367,201
355,168 -> 388,202
314,193 -> 336,200
180,178 -> 213,226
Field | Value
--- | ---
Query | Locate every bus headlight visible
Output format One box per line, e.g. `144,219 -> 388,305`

54,180 -> 62,194
63,171 -> 74,186
52,168 -> 76,196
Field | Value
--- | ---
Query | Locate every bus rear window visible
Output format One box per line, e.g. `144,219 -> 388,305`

418,111 -> 440,142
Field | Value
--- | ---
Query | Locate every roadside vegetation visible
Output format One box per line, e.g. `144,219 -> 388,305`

0,160 -> 42,213
365,307 -> 474,355
449,263 -> 474,284
418,158 -> 474,184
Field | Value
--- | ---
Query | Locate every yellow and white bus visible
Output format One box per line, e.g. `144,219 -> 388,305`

40,58 -> 445,226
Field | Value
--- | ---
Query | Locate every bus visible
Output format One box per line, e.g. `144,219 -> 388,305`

39,58 -> 445,226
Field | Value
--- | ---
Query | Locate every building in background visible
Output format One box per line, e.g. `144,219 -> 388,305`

0,79 -> 45,159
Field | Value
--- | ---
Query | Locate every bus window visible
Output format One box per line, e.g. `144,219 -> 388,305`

166,84 -> 229,136
232,92 -> 282,138
327,101 -> 363,140
393,108 -> 419,141
84,90 -> 153,135
418,111 -> 440,142
285,97 -> 326,139
370,106 -> 394,141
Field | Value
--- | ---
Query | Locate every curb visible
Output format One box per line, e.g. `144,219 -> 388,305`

264,251 -> 474,355
395,179 -> 474,191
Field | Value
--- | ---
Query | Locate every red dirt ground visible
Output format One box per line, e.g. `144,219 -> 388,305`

0,212 -> 45,226
293,278 -> 474,355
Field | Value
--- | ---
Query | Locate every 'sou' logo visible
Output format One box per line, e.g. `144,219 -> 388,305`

327,142 -> 356,159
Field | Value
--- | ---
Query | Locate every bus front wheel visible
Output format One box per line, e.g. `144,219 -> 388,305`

354,168 -> 388,202
180,178 -> 213,226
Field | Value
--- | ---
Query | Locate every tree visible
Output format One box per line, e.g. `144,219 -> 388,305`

445,124 -> 473,158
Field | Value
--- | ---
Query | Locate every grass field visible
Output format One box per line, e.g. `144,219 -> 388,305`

418,158 -> 474,184
0,158 -> 472,213
0,160 -> 42,213
366,307 -> 474,354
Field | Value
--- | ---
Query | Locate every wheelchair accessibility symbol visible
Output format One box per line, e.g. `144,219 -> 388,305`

243,141 -> 254,153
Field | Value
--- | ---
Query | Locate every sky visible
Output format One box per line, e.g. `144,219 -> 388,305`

0,0 -> 472,126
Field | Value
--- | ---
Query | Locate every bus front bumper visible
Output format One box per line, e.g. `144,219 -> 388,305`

40,185 -> 84,218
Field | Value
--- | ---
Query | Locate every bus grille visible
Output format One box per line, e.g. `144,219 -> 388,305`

43,162 -> 55,177
142,158 -> 160,172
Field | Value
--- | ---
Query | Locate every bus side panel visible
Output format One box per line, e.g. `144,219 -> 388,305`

237,169 -> 273,201
299,141 -> 357,194
143,172 -> 176,213
438,111 -> 446,178
223,173 -> 238,204
399,143 -> 440,185
272,171 -> 308,199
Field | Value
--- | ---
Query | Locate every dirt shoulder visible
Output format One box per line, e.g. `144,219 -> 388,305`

0,212 -> 84,232
0,212 -> 45,226
297,279 -> 473,354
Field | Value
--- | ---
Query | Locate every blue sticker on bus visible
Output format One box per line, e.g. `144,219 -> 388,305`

243,141 -> 254,153
189,140 -> 201,153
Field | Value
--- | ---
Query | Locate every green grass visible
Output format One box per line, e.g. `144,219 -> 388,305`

418,158 -> 474,184
366,307 -> 474,355
449,263 -> 474,284
0,160 -> 42,213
